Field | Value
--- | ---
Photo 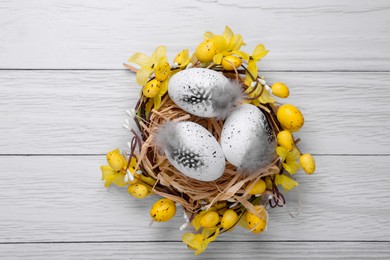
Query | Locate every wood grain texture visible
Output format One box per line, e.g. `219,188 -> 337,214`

1,70 -> 389,155
1,242 -> 390,260
0,156 -> 389,243
0,0 -> 389,70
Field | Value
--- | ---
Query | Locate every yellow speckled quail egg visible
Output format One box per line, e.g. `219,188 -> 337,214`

150,198 -> 176,222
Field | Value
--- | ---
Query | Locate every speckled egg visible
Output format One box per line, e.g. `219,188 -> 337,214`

168,68 -> 241,118
220,104 -> 277,172
155,121 -> 225,182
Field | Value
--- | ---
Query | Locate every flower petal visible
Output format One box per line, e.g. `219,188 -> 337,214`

286,147 -> 300,161
258,89 -> 275,104
212,35 -> 227,52
112,174 -> 127,187
222,26 -> 234,45
152,46 -> 167,64
228,34 -> 245,51
128,52 -> 152,67
275,174 -> 299,192
145,98 -> 154,117
247,60 -> 258,79
153,95 -> 161,110
136,68 -> 153,86
174,49 -> 191,68
252,44 -> 269,61
231,50 -> 249,61
283,161 -> 300,174
213,52 -> 224,64
276,146 -> 288,161
204,31 -> 216,40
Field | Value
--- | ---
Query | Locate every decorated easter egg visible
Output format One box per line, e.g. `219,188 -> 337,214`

168,68 -> 243,119
154,121 -> 225,181
221,104 -> 276,172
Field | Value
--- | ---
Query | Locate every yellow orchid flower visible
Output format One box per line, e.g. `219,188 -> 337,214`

203,26 -> 249,65
128,46 -> 168,86
152,79 -> 168,111
251,44 -> 269,63
101,150 -> 138,188
275,174 -> 299,192
276,146 -> 301,174
182,228 -> 220,255
174,49 -> 191,68
101,166 -> 127,188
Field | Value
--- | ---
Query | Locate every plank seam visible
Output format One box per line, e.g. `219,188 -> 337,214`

1,240 -> 389,245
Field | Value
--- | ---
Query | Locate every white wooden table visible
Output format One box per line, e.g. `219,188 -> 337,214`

1,1 -> 390,259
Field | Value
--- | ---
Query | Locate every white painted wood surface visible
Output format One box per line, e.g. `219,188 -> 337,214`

1,0 -> 390,259
1,242 -> 390,260
0,0 -> 390,70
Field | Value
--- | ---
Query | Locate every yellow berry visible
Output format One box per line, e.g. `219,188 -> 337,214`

271,82 -> 290,98
277,104 -> 304,132
246,205 -> 267,234
200,211 -> 220,228
106,150 -> 124,171
143,79 -> 161,98
277,130 -> 294,151
150,198 -> 176,222
247,179 -> 267,195
221,55 -> 242,70
300,154 -> 316,174
155,62 -> 171,81
221,209 -> 238,230
128,183 -> 149,199
195,39 -> 217,62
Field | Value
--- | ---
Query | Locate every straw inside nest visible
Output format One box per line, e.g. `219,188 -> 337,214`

135,96 -> 280,214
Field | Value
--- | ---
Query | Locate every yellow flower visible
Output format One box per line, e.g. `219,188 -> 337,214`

191,210 -> 208,231
203,26 -> 249,65
101,166 -> 127,188
275,174 -> 299,192
276,146 -> 301,174
128,46 -> 171,111
182,228 -> 220,255
242,44 -> 273,105
174,49 -> 191,68
101,150 -> 138,188
128,46 -> 168,86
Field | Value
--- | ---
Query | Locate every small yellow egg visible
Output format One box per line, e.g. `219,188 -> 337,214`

221,55 -> 242,71
247,179 -> 267,195
127,183 -> 149,199
221,209 -> 238,230
277,130 -> 294,151
155,62 -> 171,81
200,211 -> 220,228
271,82 -> 290,98
195,39 -> 217,62
300,154 -> 316,174
150,198 -> 176,222
106,150 -> 124,171
143,79 -> 161,98
246,205 -> 267,234
277,104 -> 304,132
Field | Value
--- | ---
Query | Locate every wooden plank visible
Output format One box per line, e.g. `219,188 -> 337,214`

0,0 -> 389,70
1,242 -> 389,259
0,71 -> 389,154
0,155 -> 389,243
